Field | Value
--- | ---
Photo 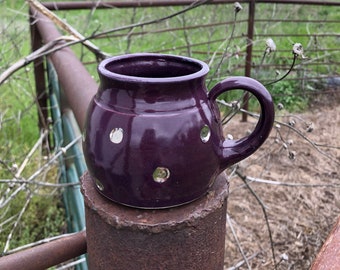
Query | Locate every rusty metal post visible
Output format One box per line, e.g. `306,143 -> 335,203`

242,0 -> 256,122
30,7 -> 97,130
29,9 -> 49,136
0,231 -> 86,270
82,171 -> 229,270
311,216 -> 340,270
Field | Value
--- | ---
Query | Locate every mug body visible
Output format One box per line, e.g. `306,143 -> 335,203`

83,53 -> 223,208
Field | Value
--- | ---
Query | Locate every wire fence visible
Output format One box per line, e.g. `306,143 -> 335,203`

0,1 -> 339,269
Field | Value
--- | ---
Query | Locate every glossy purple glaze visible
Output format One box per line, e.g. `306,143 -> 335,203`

83,53 -> 274,208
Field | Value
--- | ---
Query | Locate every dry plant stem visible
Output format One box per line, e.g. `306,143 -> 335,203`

217,102 -> 340,165
15,130 -> 49,178
92,0 -> 213,39
27,0 -> 109,60
245,176 -> 340,188
221,54 -> 297,125
0,179 -> 79,188
55,258 -> 87,270
125,8 -> 138,54
226,213 -> 252,269
0,216 -> 18,235
207,11 -> 238,88
3,193 -> 32,253
222,53 -> 296,124
0,39 -> 58,85
277,120 -> 340,166
0,0 -> 212,85
26,135 -> 82,183
236,170 -> 277,269
226,251 -> 261,270
0,37 -> 71,85
265,54 -> 297,86
0,135 -> 82,209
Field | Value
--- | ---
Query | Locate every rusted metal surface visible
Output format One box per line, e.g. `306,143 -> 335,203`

42,0 -> 340,10
0,231 -> 87,270
311,216 -> 340,270
29,9 -> 49,141
30,7 -> 97,130
42,0 -> 241,10
82,171 -> 229,270
242,0 -> 256,122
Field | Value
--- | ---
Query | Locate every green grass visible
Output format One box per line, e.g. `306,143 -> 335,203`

0,0 -> 66,253
48,2 -> 338,112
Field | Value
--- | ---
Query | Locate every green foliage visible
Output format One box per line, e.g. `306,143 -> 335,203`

0,0 -> 66,253
269,80 -> 308,111
0,191 -> 65,252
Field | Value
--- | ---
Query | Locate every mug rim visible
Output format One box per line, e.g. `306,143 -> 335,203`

98,53 -> 210,83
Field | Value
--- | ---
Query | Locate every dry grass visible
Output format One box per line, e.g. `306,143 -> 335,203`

223,100 -> 339,269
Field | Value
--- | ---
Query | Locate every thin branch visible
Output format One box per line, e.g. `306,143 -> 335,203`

0,37 -> 69,85
1,0 -> 212,85
91,0 -> 213,40
226,213 -> 252,269
0,135 -> 82,209
15,130 -> 49,178
55,257 -> 87,270
216,102 -> 340,166
245,176 -> 340,188
26,135 -> 82,183
27,0 -> 109,60
3,193 -> 32,253
0,179 -> 79,188
265,54 -> 297,86
208,8 -> 239,88
277,120 -> 340,166
236,170 -> 277,269
226,251 -> 261,270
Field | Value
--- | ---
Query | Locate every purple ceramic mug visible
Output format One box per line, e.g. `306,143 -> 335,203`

83,53 -> 274,208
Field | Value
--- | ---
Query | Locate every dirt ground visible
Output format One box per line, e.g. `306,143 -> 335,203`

222,96 -> 339,269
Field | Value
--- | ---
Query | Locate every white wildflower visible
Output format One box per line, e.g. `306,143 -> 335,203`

292,43 -> 306,58
265,38 -> 276,54
11,163 -> 18,172
231,100 -> 241,110
234,45 -> 241,59
306,122 -> 314,132
288,119 -> 296,127
288,150 -> 296,160
280,253 -> 289,261
234,2 -> 243,13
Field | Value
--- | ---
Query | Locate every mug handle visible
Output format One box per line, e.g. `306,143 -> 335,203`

208,76 -> 275,169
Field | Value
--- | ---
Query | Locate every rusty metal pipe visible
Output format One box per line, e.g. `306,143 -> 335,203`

41,0 -> 340,10
0,231 -> 87,270
311,216 -> 340,270
82,172 -> 229,270
30,7 -> 98,129
242,0 -> 255,122
42,0 -> 239,10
